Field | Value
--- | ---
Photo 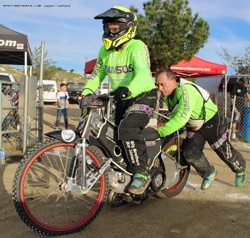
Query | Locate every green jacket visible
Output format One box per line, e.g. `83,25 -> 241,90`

82,39 -> 155,98
158,81 -> 218,137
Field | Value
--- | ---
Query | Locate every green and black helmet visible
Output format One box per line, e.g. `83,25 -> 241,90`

94,6 -> 137,51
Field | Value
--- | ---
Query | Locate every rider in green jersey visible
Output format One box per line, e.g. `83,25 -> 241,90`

80,6 -> 157,195
155,68 -> 247,189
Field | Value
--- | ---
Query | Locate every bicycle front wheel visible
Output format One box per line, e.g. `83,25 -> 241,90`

12,139 -> 108,236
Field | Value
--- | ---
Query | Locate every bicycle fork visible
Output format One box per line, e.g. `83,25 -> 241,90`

64,138 -> 111,194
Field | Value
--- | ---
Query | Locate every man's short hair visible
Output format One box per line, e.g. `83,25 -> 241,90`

155,68 -> 176,80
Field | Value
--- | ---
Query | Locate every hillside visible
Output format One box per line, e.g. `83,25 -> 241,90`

0,64 -> 86,84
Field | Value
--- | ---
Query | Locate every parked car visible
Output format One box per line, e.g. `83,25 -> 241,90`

0,72 -> 17,83
66,82 -> 85,103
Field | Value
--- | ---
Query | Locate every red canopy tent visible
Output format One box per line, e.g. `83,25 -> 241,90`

84,56 -> 227,78
168,56 -> 227,78
85,58 -> 97,74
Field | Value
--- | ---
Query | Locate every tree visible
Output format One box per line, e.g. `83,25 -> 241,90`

130,0 -> 210,69
32,46 -> 57,80
218,46 -> 250,75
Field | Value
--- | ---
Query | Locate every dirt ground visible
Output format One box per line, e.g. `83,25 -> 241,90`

0,104 -> 250,238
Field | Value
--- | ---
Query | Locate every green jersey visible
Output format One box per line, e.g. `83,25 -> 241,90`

158,82 -> 218,137
82,39 -> 155,98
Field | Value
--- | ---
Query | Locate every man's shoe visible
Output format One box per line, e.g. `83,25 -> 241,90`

201,170 -> 217,190
235,165 -> 247,187
128,173 -> 151,195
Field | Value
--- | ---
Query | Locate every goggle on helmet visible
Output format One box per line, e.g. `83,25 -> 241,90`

94,6 -> 137,51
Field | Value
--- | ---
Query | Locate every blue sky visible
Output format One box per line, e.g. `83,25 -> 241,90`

1,0 -> 250,75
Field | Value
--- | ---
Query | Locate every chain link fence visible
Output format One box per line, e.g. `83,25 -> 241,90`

0,78 -> 39,153
0,82 -> 23,150
221,94 -> 250,142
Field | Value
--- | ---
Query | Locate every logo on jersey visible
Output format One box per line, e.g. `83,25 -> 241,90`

105,64 -> 134,74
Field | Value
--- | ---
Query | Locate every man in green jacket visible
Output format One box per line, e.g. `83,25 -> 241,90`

80,6 -> 157,194
155,68 -> 247,189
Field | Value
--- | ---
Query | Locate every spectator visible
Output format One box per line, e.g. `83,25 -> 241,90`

230,77 -> 250,140
55,83 -> 70,130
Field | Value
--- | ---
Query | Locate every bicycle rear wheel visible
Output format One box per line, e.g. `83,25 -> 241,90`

13,139 -> 108,236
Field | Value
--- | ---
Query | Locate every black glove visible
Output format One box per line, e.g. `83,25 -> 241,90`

114,86 -> 130,100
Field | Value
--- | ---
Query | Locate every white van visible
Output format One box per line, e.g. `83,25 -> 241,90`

37,80 -> 58,103
96,82 -> 110,95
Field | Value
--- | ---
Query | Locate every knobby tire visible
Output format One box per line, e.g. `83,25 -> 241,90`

12,139 -> 109,236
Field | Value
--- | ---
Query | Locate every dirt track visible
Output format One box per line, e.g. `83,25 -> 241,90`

0,104 -> 250,238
